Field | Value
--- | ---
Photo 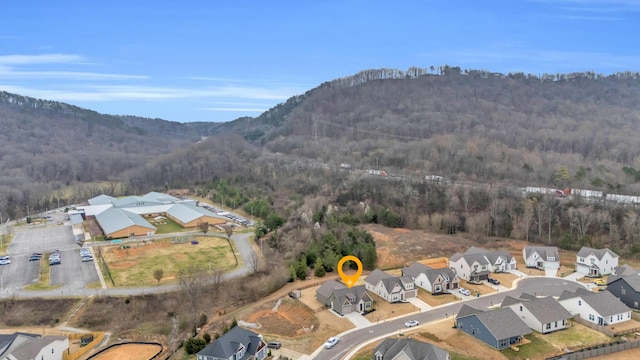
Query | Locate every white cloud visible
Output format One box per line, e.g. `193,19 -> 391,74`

0,53 -> 85,65
0,69 -> 149,80
0,83 -> 302,103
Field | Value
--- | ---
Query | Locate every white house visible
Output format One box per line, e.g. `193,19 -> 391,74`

0,335 -> 69,360
575,247 -> 618,277
558,288 -> 631,327
502,293 -> 572,334
363,269 -> 417,303
401,262 -> 459,294
523,246 -> 560,271
449,247 -> 516,282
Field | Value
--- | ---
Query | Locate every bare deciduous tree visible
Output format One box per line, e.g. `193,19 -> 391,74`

178,266 -> 206,335
153,269 -> 164,284
197,221 -> 209,235
248,252 -> 260,274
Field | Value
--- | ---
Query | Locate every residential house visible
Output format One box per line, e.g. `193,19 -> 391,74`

401,262 -> 459,294
575,247 -> 618,277
558,287 -> 631,326
197,326 -> 267,360
364,269 -> 417,303
316,279 -> 374,315
455,305 -> 531,350
0,333 -> 68,360
449,247 -> 516,282
607,269 -> 640,309
373,338 -> 450,360
523,246 -> 560,271
613,264 -> 637,276
501,293 -> 572,334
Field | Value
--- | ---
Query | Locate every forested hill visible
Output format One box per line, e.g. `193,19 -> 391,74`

0,91 -> 201,214
208,68 -> 640,193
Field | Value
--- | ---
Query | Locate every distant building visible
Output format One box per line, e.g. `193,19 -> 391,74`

81,192 -> 227,239
0,333 -> 68,360
316,279 -> 374,315
364,269 -> 417,302
197,326 -> 267,360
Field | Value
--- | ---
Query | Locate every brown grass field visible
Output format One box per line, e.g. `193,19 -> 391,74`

101,236 -> 239,286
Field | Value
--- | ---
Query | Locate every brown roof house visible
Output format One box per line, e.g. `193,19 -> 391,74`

316,279 -> 374,315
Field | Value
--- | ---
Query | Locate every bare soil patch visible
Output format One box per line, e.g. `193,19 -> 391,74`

90,343 -> 163,360
363,224 -> 515,269
244,298 -> 318,337
417,288 -> 458,307
0,298 -> 78,327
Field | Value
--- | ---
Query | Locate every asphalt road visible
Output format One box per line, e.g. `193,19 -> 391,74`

314,277 -> 586,360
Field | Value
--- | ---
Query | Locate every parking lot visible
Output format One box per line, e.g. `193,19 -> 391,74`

0,221 -> 99,295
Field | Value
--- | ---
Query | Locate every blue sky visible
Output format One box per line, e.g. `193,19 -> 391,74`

1,0 -> 639,123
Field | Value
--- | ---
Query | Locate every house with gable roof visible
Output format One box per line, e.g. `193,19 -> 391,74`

364,269 -> 417,303
558,287 -> 631,326
575,246 -> 618,277
372,338 -> 450,360
523,246 -> 560,271
449,247 -> 516,282
606,267 -> 640,309
455,305 -> 531,350
0,332 -> 68,360
501,293 -> 572,334
196,326 -> 267,360
401,262 -> 459,294
316,279 -> 374,315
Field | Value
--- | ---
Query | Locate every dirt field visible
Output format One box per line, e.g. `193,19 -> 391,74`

90,343 -> 163,360
365,294 -> 418,322
101,236 -> 238,286
244,298 -> 318,337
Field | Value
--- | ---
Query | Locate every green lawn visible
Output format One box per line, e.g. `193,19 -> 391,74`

102,236 -> 241,287
152,216 -> 185,234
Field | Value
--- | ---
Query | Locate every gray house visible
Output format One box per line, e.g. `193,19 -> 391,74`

501,294 -> 573,334
197,326 -> 267,360
607,270 -> 640,310
316,279 -> 374,315
373,338 -> 450,360
455,305 -> 531,350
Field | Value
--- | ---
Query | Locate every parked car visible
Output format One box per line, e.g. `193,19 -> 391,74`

459,288 -> 471,296
324,336 -> 340,349
267,341 -> 281,349
0,259 -> 10,265
29,255 -> 41,261
593,278 -> 606,286
81,256 -> 93,262
49,259 -> 61,265
405,320 -> 419,327
488,278 -> 500,285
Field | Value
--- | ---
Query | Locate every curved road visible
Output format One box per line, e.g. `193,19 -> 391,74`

313,277 -> 586,360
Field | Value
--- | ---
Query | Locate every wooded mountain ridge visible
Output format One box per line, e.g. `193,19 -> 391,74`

1,67 -> 640,219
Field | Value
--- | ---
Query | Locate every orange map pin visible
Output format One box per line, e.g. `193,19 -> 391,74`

337,255 -> 363,288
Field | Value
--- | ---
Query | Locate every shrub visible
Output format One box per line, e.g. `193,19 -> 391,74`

184,337 -> 206,354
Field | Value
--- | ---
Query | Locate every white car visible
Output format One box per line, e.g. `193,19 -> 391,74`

324,336 -> 340,349
459,288 -> 471,296
0,259 -> 10,265
405,320 -> 419,327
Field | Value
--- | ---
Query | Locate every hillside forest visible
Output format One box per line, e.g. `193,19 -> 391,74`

2,67 -> 640,276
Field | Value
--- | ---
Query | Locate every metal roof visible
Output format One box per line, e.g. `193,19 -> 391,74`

87,194 -> 116,205
96,207 -> 155,235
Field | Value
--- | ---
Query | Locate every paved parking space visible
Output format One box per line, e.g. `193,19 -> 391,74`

8,226 -> 77,255
406,297 -> 432,311
1,223 -> 99,295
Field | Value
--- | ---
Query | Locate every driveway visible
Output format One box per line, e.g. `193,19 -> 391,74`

564,271 -> 585,282
344,312 -> 372,328
406,297 -> 431,311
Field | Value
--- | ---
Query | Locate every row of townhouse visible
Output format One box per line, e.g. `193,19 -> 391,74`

456,288 -> 632,351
